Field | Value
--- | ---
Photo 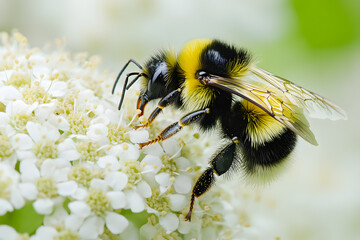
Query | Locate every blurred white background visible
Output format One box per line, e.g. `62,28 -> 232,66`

1,0 -> 359,239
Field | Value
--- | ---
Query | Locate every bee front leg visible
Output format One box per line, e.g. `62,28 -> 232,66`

185,137 -> 240,221
134,88 -> 182,129
138,108 -> 210,149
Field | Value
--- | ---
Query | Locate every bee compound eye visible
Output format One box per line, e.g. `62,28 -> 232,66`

196,71 -> 206,78
196,71 -> 209,84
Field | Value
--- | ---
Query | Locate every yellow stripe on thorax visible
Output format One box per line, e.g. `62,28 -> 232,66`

178,39 -> 214,111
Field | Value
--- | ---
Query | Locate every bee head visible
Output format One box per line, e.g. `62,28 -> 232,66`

113,51 -> 177,116
136,60 -> 167,115
137,51 -> 177,116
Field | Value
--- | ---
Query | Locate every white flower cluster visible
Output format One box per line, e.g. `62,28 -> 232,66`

0,32 -> 272,240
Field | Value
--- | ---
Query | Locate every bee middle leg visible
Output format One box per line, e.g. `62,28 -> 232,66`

185,137 -> 240,221
138,108 -> 210,149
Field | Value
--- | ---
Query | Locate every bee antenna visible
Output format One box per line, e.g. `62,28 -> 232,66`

117,72 -> 146,110
112,59 -> 143,94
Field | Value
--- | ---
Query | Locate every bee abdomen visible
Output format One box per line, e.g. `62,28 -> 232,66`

242,128 -> 297,175
221,101 -> 297,180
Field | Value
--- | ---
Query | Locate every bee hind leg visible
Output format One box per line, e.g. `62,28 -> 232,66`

185,137 -> 240,221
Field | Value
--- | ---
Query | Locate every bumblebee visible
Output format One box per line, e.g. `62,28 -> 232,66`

112,39 -> 346,221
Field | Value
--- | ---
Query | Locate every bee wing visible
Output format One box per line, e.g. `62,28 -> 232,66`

204,74 -> 319,145
250,67 -> 347,120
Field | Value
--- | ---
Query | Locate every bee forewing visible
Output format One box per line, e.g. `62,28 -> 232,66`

251,67 -> 347,121
205,75 -> 319,145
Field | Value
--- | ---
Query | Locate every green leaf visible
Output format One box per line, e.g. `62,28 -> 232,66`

0,203 -> 44,235
291,0 -> 357,48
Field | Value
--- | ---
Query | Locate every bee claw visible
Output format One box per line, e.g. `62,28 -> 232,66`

138,136 -> 162,149
134,123 -> 149,130
134,125 -> 142,130
185,210 -> 192,222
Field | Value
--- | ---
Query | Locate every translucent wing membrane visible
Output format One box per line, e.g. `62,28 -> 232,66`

250,67 -> 347,120
204,74 -> 319,145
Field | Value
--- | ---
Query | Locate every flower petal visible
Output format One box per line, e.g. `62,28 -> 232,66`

72,187 -> 88,200
33,198 -> 54,215
10,190 -> 25,209
34,102 -> 56,121
20,160 -> 40,182
87,123 -> 109,145
105,212 -> 129,234
10,133 -> 33,150
0,199 -> 13,215
0,86 -> 22,103
89,179 -> 108,191
107,191 -> 126,209
155,172 -> 171,187
0,225 -> 18,240
65,214 -> 85,231
174,174 -> 192,194
162,138 -> 181,156
105,172 -> 128,191
175,157 -> 190,170
68,201 -> 91,218
58,139 -> 80,161
159,212 -> 179,234
48,81 -> 67,97
128,129 -> 149,143
178,218 -> 192,234
48,114 -> 70,132
169,194 -> 187,212
136,180 -> 152,198
117,143 -> 140,162
139,223 -> 158,240
57,181 -> 77,196
26,121 -> 60,142
98,155 -> 120,170
125,191 -> 144,213
79,216 -> 104,239
40,159 -> 56,177
141,155 -> 162,174
32,226 -> 57,240
25,121 -> 43,143
18,183 -> 37,200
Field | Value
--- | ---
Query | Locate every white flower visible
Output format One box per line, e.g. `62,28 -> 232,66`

0,86 -> 22,103
108,143 -> 140,162
141,155 -> 162,174
6,100 -> 37,117
104,171 -> 128,191
29,226 -> 57,240
159,212 -> 179,234
105,211 -> 129,234
107,191 -> 127,209
26,121 -> 60,143
0,31 -> 281,239
128,129 -> 149,143
40,80 -> 68,98
78,216 -> 105,239
0,163 -> 25,215
142,138 -> 193,196
86,123 -> 109,145
169,194 -> 187,212
57,138 -> 80,161
0,225 -> 20,240
47,114 -> 70,132
33,198 -> 55,215
67,189 -> 130,238
34,102 -> 57,122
